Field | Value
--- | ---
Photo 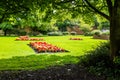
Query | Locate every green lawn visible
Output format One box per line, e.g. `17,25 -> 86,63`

0,35 -> 106,70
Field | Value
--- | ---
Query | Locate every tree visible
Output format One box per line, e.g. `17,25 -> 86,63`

93,16 -> 99,29
100,21 -> 110,30
1,0 -> 120,60
0,22 -> 13,36
82,0 -> 120,60
55,19 -> 71,32
0,0 -> 31,23
44,0 -> 119,60
0,0 -> 32,36
55,19 -> 80,32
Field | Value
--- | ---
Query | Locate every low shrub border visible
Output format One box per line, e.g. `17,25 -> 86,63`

69,38 -> 83,40
93,34 -> 109,40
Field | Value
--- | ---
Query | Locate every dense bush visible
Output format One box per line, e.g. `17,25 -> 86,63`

113,57 -> 120,79
78,42 -> 120,80
8,29 -> 27,36
18,30 -> 27,36
79,42 -> 110,67
84,32 -> 93,36
47,31 -> 63,36
11,29 -> 19,35
101,30 -> 110,35
62,32 -> 69,35
28,32 -> 40,36
91,30 -> 102,36
80,24 -> 91,33
70,31 -> 76,35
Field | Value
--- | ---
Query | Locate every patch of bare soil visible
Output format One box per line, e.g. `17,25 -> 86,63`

0,64 -> 106,80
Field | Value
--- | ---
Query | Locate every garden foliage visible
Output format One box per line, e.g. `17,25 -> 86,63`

79,42 -> 120,80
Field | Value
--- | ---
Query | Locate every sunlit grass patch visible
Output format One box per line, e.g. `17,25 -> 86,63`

0,35 -> 106,70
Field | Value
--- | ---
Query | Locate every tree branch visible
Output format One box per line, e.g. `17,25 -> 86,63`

54,0 -> 72,5
84,0 -> 110,20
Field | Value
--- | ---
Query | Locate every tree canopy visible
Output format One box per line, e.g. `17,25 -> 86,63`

0,0 -> 120,60
39,0 -> 120,60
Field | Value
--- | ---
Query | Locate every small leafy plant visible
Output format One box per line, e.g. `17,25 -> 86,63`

78,42 -> 120,79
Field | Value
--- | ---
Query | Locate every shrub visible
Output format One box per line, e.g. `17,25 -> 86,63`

32,32 -> 40,36
62,32 -> 69,35
80,24 -> 91,33
114,57 -> 120,65
91,30 -> 102,36
84,32 -> 93,36
47,31 -> 63,36
18,30 -> 27,36
79,42 -> 110,67
78,42 -> 120,79
70,31 -> 76,35
114,56 -> 120,79
69,38 -> 83,40
28,32 -> 40,36
101,30 -> 110,35
28,32 -> 33,36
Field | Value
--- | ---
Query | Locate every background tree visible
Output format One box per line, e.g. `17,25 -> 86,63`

0,0 -> 31,23
93,16 -> 99,29
55,19 -> 80,32
0,0 -> 32,36
100,21 -> 110,30
0,22 -> 13,36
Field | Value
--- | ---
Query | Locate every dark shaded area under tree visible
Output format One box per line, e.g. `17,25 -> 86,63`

0,64 -> 105,80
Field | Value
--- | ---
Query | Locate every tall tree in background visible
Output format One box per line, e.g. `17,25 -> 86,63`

0,0 -> 31,23
0,22 -> 13,36
0,0 -> 32,36
55,19 -> 80,32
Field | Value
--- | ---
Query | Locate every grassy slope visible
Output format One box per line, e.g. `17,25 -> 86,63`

0,35 -> 105,70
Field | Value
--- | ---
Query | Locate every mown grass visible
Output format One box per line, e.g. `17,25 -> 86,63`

0,35 -> 106,70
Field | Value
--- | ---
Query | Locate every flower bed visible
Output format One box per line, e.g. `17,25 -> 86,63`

69,38 -> 83,40
16,36 -> 44,41
29,42 -> 68,53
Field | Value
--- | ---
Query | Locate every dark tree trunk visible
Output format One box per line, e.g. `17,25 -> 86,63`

110,1 -> 120,60
4,30 -> 7,36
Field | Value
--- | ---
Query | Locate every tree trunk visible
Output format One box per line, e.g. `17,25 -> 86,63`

110,1 -> 120,60
4,30 -> 7,36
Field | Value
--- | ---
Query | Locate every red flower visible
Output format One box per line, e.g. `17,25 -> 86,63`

30,42 -> 66,53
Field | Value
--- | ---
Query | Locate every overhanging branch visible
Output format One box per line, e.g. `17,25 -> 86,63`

54,0 -> 72,5
84,0 -> 110,20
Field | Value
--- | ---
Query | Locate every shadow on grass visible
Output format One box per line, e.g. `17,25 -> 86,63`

0,54 -> 79,71
0,55 -> 105,80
